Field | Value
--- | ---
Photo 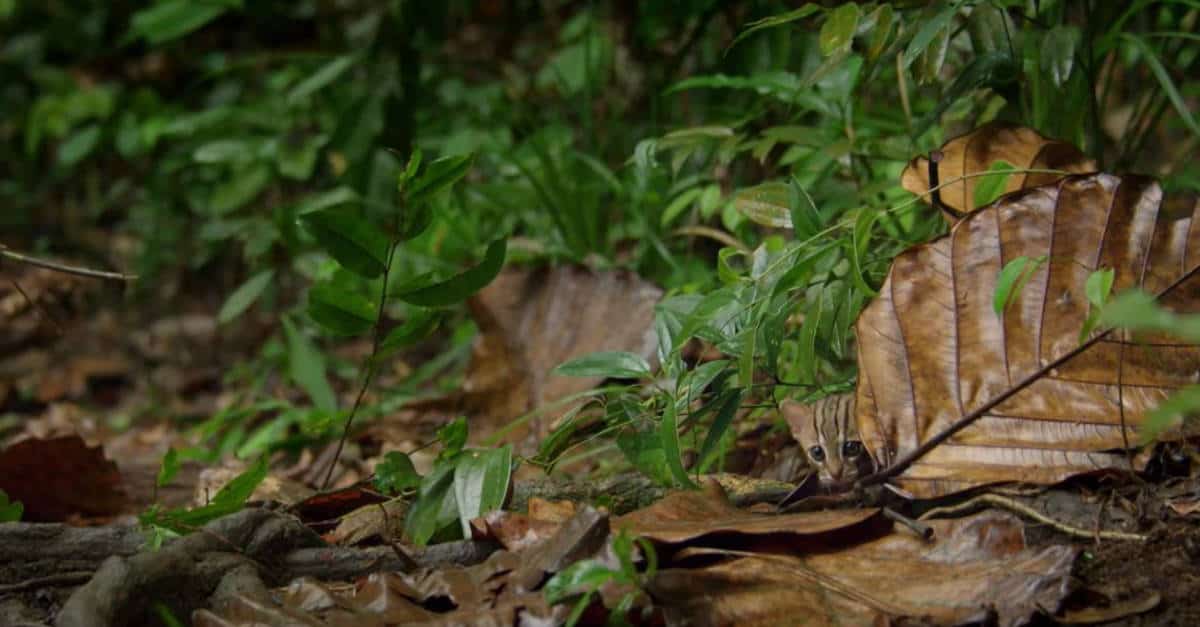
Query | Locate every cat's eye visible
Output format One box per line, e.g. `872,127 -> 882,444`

808,445 -> 826,462
842,440 -> 864,457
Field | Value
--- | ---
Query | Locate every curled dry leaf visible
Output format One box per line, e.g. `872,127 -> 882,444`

649,510 -> 1077,627
0,435 -> 128,521
857,172 -> 1200,498
901,122 -> 1096,219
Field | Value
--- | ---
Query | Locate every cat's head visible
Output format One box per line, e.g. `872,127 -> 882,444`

783,394 -> 875,483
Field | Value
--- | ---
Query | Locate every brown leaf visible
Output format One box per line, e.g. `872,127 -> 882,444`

614,479 -> 879,545
477,498 -> 579,551
462,265 -> 662,444
649,510 -> 1077,627
0,435 -> 127,521
901,122 -> 1096,219
857,172 -> 1200,497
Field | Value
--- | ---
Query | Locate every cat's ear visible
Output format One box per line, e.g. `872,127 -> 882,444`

782,400 -> 817,444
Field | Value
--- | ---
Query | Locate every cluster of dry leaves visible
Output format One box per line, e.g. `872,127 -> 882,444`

2,124 -> 1200,626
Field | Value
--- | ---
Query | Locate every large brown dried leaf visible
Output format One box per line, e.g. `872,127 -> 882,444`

857,172 -> 1200,497
0,435 -> 128,521
462,265 -> 661,443
901,122 -> 1096,218
650,510 -> 1076,627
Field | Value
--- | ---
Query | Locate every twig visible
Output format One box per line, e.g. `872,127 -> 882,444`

848,262 -> 1200,491
882,507 -> 933,541
0,245 -> 136,281
919,493 -> 1147,542
0,571 -> 93,595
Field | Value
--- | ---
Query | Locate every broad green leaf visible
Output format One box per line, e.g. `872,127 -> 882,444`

307,281 -> 376,336
404,462 -> 458,546
735,182 -> 792,228
57,124 -> 102,167
789,178 -> 822,240
395,238 -> 506,307
127,0 -> 231,45
659,400 -> 697,489
218,269 -> 274,324
901,4 -> 958,71
156,448 -> 180,488
554,351 -> 651,379
295,187 -> 360,215
277,135 -> 325,180
1122,34 -> 1200,136
375,451 -> 422,494
819,3 -> 860,56
1042,26 -> 1080,87
210,163 -> 270,214
288,55 -> 356,105
437,416 -> 469,460
661,187 -> 704,227
282,317 -> 336,411
193,139 -> 251,164
406,154 -> 474,207
729,4 -> 820,51
917,20 -> 951,84
865,4 -> 894,61
972,160 -> 1017,208
616,428 -> 672,486
453,445 -> 513,535
299,207 -> 390,279
0,490 -> 21,523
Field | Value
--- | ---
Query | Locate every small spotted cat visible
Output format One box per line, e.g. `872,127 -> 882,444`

783,393 -> 876,484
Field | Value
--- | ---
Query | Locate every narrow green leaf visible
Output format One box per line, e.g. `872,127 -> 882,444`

193,139 -> 250,164
696,389 -> 743,472
156,448 -> 180,488
729,4 -> 820,51
1122,34 -> 1200,136
849,208 -> 880,297
554,351 -> 651,379
819,3 -> 860,56
127,0 -> 229,45
661,187 -> 704,227
1085,268 -> 1115,307
0,490 -> 22,523
377,310 -> 440,357
299,207 -> 390,279
972,160 -> 1017,208
307,281 -> 376,336
211,456 -> 269,508
404,462 -> 457,546
797,290 -> 825,383
1101,290 -> 1200,343
1042,26 -> 1080,88
544,560 -> 619,605
395,238 -> 506,307
406,154 -> 474,207
288,55 -> 356,105
210,163 -> 270,214
735,182 -> 792,228
660,401 -> 697,489
218,269 -> 274,324
57,124 -> 102,167
993,256 -> 1031,315
865,4 -> 894,61
282,317 -> 336,411
453,445 -> 513,536
1143,385 -> 1200,442
901,5 -> 958,71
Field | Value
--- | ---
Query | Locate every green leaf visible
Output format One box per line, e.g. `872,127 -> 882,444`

729,4 -> 820,51
1122,34 -> 1200,136
307,281 -> 376,336
1101,290 -> 1200,343
218,269 -> 274,324
127,0 -> 231,45
660,400 -> 697,489
849,208 -> 880,297
377,310 -> 440,358
210,163 -> 270,214
282,316 -> 336,411
1143,385 -> 1200,442
403,461 -> 458,546
299,207 -> 390,279
395,238 -> 506,307
406,154 -> 474,207
788,178 -> 822,241
554,351 -> 651,379
696,389 -> 743,472
375,451 -> 422,495
437,417 -> 469,460
1085,268 -> 1115,308
0,489 -> 23,522
819,3 -> 860,56
453,445 -> 513,536
193,139 -> 250,164
661,187 -> 704,227
288,55 -> 356,105
1042,26 -> 1080,88
156,448 -> 180,488
865,4 -> 894,61
901,5 -> 958,71
972,160 -> 1017,208
735,182 -> 792,228
544,560 -> 619,605
143,456 -> 267,534
616,428 -> 672,485
993,255 -> 1046,315
57,124 -> 102,167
